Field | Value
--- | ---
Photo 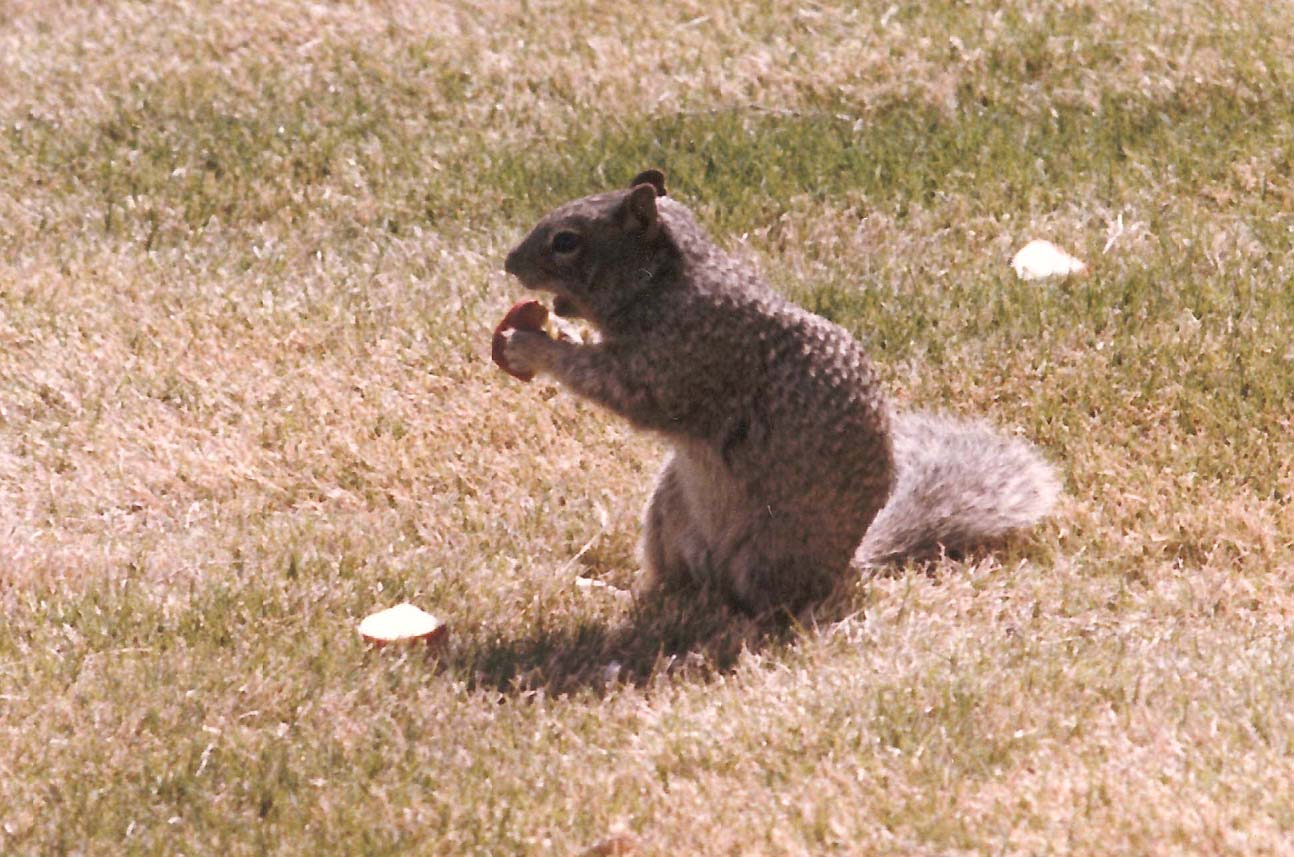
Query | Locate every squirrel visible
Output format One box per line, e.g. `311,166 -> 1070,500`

500,170 -> 1059,614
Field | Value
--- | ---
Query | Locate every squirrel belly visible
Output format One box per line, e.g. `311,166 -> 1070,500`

501,170 -> 1059,612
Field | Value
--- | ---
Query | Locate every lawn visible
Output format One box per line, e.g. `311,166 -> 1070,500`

2,1 -> 1293,853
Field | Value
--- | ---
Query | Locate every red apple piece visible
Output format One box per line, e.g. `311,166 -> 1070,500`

491,299 -> 550,382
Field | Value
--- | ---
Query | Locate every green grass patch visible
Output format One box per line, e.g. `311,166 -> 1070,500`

8,42 -> 1292,256
486,86 -> 1294,234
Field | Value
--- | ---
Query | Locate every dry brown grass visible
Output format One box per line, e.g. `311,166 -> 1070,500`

3,1 -> 1294,853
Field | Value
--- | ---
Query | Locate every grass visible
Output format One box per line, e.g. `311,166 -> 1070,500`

2,0 -> 1294,853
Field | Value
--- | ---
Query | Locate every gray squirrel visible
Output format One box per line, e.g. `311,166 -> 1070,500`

500,170 -> 1058,614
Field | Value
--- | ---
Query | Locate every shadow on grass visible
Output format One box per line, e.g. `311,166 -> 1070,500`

451,586 -> 853,696
445,537 -> 1038,695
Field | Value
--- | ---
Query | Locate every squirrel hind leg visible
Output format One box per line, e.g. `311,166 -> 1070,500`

721,528 -> 847,616
641,454 -> 855,614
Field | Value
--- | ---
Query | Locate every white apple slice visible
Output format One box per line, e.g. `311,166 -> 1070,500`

358,603 -> 447,648
1011,239 -> 1088,280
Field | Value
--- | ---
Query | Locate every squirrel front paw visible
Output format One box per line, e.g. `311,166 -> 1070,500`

500,329 -> 552,380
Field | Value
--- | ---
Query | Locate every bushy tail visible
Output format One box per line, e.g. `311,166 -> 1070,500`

854,411 -> 1060,568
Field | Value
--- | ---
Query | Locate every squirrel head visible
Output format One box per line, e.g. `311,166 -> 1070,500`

504,170 -> 674,327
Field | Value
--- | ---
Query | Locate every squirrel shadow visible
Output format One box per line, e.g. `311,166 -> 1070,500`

450,584 -> 865,696
447,550 -> 1035,695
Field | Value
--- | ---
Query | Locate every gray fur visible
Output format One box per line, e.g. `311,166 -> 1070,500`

854,412 -> 1061,568
502,175 -> 1058,613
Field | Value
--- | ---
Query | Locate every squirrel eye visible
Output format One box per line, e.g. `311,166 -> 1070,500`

551,231 -> 581,254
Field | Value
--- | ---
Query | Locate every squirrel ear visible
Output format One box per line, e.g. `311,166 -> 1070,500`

621,182 -> 659,232
628,169 -> 667,197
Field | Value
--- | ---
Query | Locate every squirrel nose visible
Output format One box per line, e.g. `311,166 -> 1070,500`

504,247 -> 521,277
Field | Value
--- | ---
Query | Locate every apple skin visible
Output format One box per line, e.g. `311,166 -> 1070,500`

491,300 -> 550,382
